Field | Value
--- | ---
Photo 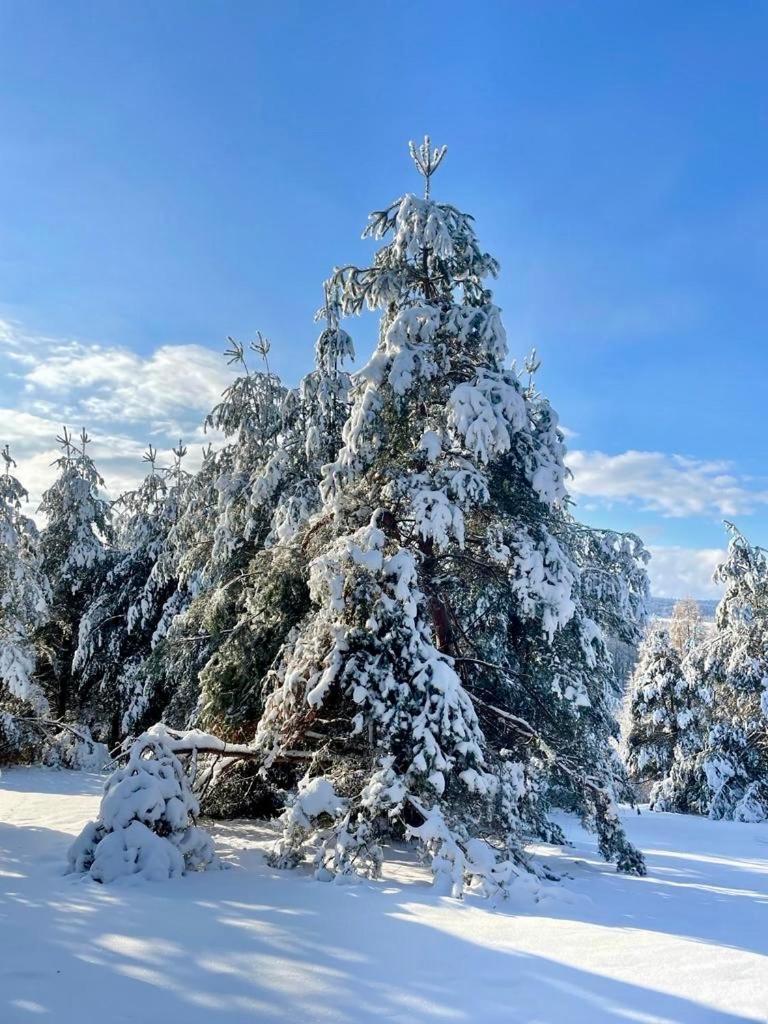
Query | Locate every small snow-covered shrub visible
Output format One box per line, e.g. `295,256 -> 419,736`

43,726 -> 109,772
68,730 -> 218,883
407,802 -> 525,900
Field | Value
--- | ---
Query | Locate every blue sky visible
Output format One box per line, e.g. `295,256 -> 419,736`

1,0 -> 767,597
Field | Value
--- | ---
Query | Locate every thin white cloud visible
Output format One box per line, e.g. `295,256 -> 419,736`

0,319 -> 53,367
647,546 -> 725,600
0,408 -> 61,444
566,449 -> 768,519
21,340 -> 233,425
0,318 -> 233,514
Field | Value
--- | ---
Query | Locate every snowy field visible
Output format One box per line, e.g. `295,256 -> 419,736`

1,768 -> 766,1024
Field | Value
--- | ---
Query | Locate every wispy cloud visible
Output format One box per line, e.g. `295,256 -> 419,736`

0,319 -> 233,512
3,323 -> 234,430
566,449 -> 768,519
647,545 -> 725,600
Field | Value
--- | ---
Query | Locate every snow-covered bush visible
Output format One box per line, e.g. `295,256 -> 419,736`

68,729 -> 218,882
42,725 -> 109,772
266,774 -> 381,883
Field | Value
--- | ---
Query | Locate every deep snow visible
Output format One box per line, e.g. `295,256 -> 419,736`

1,768 -> 766,1024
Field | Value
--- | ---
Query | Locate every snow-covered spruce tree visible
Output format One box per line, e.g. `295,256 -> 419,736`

250,138 -> 646,894
0,445 -> 50,759
121,316 -> 353,746
198,295 -> 354,735
652,525 -> 768,820
623,625 -> 695,784
73,444 -> 190,743
68,726 -> 218,882
36,428 -> 112,721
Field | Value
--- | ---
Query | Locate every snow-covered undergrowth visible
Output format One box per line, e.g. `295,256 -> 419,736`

2,767 -> 767,1024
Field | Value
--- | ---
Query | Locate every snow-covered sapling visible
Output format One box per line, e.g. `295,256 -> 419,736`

68,728 -> 218,882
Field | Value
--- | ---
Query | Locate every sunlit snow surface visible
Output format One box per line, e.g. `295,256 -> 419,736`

1,768 -> 766,1023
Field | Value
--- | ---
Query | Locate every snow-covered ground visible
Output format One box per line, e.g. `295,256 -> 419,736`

1,768 -> 766,1024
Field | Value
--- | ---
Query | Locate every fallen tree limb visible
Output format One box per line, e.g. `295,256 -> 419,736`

5,715 -> 97,746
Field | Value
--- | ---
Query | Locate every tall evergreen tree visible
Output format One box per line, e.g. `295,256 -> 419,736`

134,444 -> 222,730
248,138 -> 647,893
266,287 -> 354,543
133,338 -> 289,733
36,428 -> 111,720
206,334 -> 286,570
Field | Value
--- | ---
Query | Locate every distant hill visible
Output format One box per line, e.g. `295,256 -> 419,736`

648,597 -> 718,620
